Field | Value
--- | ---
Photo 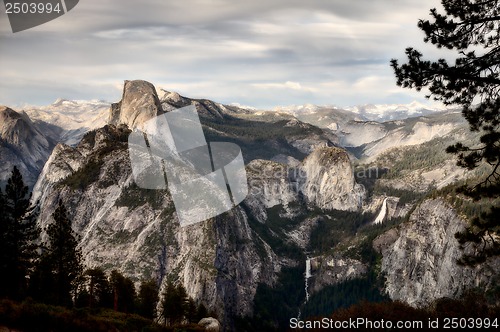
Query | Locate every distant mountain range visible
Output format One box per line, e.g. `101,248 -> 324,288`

22,98 -> 452,139
274,100 -> 455,122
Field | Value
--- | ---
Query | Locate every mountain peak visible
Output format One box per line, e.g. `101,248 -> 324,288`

0,105 -> 22,120
0,106 -> 38,144
108,80 -> 163,129
52,98 -> 70,106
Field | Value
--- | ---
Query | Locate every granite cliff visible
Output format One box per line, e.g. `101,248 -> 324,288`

376,198 -> 500,307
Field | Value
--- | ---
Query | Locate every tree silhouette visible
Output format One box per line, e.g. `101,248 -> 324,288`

138,279 -> 159,319
110,270 -> 136,313
33,200 -> 83,306
196,302 -> 209,322
186,298 -> 198,323
391,0 -> 500,263
79,268 -> 113,308
0,186 -> 9,297
160,281 -> 189,326
0,166 -> 39,299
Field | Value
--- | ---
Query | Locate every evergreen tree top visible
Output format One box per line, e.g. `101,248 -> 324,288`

391,0 -> 500,263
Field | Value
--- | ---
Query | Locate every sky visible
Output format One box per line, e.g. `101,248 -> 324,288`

0,0 -> 452,109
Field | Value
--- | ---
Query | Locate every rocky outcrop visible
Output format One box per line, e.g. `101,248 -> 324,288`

301,147 -> 365,211
310,255 -> 368,293
108,80 -> 164,129
340,121 -> 387,147
245,147 -> 366,221
158,88 -> 227,119
378,198 -> 500,307
199,317 -> 221,332
287,217 -> 320,249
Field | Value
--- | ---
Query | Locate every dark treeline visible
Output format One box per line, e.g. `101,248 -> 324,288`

0,166 -> 208,331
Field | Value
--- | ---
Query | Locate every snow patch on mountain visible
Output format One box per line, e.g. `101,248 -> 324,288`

273,104 -> 323,115
24,99 -> 109,145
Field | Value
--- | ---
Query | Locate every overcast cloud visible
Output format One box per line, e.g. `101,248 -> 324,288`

0,0 -> 449,108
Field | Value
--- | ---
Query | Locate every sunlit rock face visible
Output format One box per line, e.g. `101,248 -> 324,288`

109,80 -> 164,130
301,147 -> 365,211
244,147 -> 366,222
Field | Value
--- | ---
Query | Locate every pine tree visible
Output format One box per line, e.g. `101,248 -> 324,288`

391,0 -> 500,262
196,302 -> 209,321
138,279 -> 159,319
77,268 -> 112,308
34,200 -> 83,306
186,298 -> 198,323
110,270 -> 136,313
0,166 -> 39,299
160,281 -> 189,326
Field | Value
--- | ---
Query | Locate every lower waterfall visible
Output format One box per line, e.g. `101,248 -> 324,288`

305,257 -> 312,302
298,256 -> 313,319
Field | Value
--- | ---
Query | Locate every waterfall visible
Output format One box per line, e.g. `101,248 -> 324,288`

305,257 -> 312,302
298,256 -> 313,319
373,197 -> 388,225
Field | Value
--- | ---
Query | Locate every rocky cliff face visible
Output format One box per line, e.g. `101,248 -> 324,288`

245,160 -> 299,222
376,198 -> 500,307
0,106 -> 55,187
34,140 -> 360,319
33,124 -> 279,326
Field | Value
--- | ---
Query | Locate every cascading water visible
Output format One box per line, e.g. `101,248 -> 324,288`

305,257 -> 312,302
298,256 -> 313,319
373,197 -> 388,224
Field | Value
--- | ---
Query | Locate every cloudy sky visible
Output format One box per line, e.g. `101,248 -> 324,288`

0,0 -> 450,109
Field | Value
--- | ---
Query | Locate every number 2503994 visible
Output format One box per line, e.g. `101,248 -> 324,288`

5,2 -> 62,14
